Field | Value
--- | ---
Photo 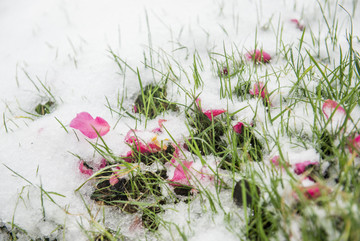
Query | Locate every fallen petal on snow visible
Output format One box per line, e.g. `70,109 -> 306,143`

233,122 -> 244,134
203,109 -> 226,121
79,161 -> 93,176
70,112 -> 110,139
294,161 -> 319,175
322,99 -> 346,120
170,161 -> 193,186
245,49 -> 271,63
348,134 -> 360,155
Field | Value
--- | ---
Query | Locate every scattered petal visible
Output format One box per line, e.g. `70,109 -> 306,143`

203,109 -> 226,121
249,82 -> 267,98
290,19 -> 304,31
245,49 -> 271,63
322,99 -> 345,120
79,161 -> 93,176
99,158 -> 107,169
233,122 -> 244,134
170,161 -> 193,186
294,161 -> 319,175
348,134 -> 360,155
270,155 -> 280,166
70,112 -> 110,139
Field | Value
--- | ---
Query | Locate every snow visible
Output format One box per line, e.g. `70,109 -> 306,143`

0,0 -> 359,240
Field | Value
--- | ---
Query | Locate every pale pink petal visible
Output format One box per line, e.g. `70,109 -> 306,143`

170,161 -> 193,186
290,19 -> 304,31
246,50 -> 271,63
233,122 -> 244,134
203,109 -> 226,121
70,112 -> 110,139
158,119 -> 167,128
322,99 -> 346,119
79,161 -> 93,176
270,155 -> 280,166
151,127 -> 162,134
294,161 -> 319,175
109,175 -> 119,186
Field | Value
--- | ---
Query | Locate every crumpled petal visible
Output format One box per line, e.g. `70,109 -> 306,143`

203,109 -> 226,121
233,122 -> 244,134
294,161 -> 319,175
348,134 -> 360,155
270,155 -> 280,166
195,98 -> 226,120
322,99 -> 346,120
290,19 -> 304,30
245,50 -> 271,63
170,161 -> 193,186
70,112 -> 110,139
249,82 -> 268,98
79,161 -> 93,176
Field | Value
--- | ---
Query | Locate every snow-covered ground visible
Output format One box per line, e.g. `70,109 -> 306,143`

1,0 -> 359,240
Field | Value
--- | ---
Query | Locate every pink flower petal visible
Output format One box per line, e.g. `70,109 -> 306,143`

245,50 -> 271,63
133,105 -> 138,113
290,19 -> 304,31
79,161 -> 93,176
99,158 -> 107,169
322,99 -> 346,120
348,134 -> 360,155
294,161 -> 319,175
233,122 -> 244,134
70,112 -> 110,139
270,155 -> 280,166
203,109 -> 226,121
249,82 -> 267,98
170,161 -> 193,186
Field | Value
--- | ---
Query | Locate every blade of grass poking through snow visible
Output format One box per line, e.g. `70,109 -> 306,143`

54,117 -> 69,133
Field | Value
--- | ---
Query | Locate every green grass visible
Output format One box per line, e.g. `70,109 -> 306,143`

2,1 -> 360,240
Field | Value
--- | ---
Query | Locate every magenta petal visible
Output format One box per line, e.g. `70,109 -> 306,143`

70,112 -> 110,139
249,82 -> 267,98
322,99 -> 345,119
203,109 -> 226,121
233,122 -> 244,134
79,161 -> 93,176
270,155 -> 280,166
349,134 -> 360,155
294,161 -> 319,175
246,50 -> 271,63
99,158 -> 107,169
170,161 -> 193,186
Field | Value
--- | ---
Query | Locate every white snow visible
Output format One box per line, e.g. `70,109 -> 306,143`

0,0 -> 359,240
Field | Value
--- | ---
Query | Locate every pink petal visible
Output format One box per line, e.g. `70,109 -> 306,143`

249,82 -> 267,98
99,158 -> 107,169
203,109 -> 226,121
109,175 -> 119,186
79,161 -> 93,176
290,19 -> 304,31
151,127 -> 162,134
270,155 -> 280,166
322,99 -> 346,119
133,105 -> 138,113
233,122 -> 244,134
246,50 -> 271,63
170,161 -> 193,186
70,112 -> 110,139
348,134 -> 360,155
158,119 -> 167,128
294,161 -> 319,175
